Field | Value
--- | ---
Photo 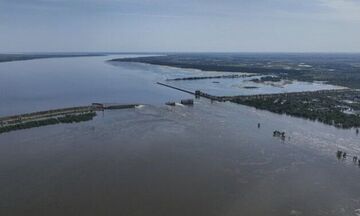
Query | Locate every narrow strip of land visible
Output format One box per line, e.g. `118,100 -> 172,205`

0,103 -> 141,134
0,53 -> 105,63
166,74 -> 252,81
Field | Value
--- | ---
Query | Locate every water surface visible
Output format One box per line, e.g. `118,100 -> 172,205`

0,56 -> 359,216
0,55 -> 186,116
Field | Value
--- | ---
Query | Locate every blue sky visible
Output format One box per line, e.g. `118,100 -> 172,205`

0,0 -> 360,52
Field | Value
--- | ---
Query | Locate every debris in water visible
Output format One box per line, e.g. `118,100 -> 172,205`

273,130 -> 286,140
337,150 -> 343,159
353,156 -> 358,163
165,102 -> 176,106
181,99 -> 194,106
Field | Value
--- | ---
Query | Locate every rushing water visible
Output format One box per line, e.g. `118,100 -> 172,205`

0,55 -> 360,216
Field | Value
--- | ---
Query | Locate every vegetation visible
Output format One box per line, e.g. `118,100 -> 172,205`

231,92 -> 360,129
0,112 -> 96,134
250,76 -> 282,83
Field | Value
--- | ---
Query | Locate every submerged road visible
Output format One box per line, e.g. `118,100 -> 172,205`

156,82 -> 355,102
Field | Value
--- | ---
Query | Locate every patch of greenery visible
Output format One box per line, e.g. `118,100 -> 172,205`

0,112 -> 96,134
250,76 -> 282,83
232,94 -> 360,129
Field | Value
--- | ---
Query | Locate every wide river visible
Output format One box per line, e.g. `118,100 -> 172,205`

0,55 -> 359,216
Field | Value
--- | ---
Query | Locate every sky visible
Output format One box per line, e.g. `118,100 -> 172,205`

0,0 -> 360,52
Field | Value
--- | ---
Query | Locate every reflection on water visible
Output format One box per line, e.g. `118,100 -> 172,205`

0,57 -> 360,216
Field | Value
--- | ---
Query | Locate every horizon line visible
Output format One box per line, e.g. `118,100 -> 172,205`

2,51 -> 360,55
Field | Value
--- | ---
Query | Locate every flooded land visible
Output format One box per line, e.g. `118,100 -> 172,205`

113,54 -> 360,129
1,54 -> 360,216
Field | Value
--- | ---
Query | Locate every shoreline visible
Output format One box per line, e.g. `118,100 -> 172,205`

0,53 -> 106,64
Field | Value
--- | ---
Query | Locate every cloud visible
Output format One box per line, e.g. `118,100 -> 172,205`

3,0 -> 360,22
318,0 -> 360,21
1,0 -> 360,52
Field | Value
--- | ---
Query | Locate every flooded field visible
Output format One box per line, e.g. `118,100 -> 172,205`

161,71 -> 344,96
0,56 -> 360,216
166,77 -> 345,96
111,59 -> 345,97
